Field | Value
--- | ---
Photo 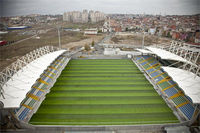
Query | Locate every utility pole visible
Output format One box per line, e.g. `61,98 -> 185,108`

57,26 -> 61,49
142,33 -> 145,49
109,17 -> 111,32
142,22 -> 145,49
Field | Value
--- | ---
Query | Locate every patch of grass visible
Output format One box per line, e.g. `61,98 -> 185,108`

29,59 -> 179,125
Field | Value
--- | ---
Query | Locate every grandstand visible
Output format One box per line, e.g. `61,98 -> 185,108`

0,41 -> 200,132
136,41 -> 200,123
134,55 -> 198,122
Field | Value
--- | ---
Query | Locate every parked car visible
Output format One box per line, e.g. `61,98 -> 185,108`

0,40 -> 7,46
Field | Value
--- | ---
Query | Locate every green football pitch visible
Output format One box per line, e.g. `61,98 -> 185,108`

29,59 -> 179,125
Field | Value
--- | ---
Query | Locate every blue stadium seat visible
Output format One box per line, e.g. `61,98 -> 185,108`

150,61 -> 157,66
164,87 -> 178,97
185,96 -> 193,103
46,78 -> 52,83
179,103 -> 195,120
154,76 -> 164,82
147,68 -> 156,73
52,64 -> 59,68
142,55 -> 151,59
141,61 -> 148,66
150,71 -> 159,77
52,69 -> 58,73
168,80 -> 176,85
136,56 -> 142,60
41,77 -> 52,83
36,90 -> 43,97
29,88 -> 36,94
18,108 -> 30,120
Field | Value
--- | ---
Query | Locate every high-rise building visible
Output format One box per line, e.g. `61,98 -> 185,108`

63,10 -> 105,23
63,12 -> 71,22
71,11 -> 82,23
82,10 -> 88,23
89,10 -> 95,23
89,10 -> 106,23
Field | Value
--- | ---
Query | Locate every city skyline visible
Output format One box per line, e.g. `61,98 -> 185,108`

0,0 -> 200,17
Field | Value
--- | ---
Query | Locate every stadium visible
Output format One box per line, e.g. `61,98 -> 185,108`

0,41 -> 200,132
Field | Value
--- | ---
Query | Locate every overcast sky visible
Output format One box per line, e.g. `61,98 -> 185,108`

0,0 -> 200,16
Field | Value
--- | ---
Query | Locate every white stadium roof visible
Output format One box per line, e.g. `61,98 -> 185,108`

0,50 -> 66,108
146,47 -> 195,65
162,66 -> 200,104
136,48 -> 154,54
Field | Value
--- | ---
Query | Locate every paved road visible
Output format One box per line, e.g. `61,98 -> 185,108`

94,32 -> 114,55
12,34 -> 37,45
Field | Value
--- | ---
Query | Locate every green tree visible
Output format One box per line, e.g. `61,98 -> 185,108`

98,30 -> 102,33
91,41 -> 95,47
167,32 -> 171,38
84,44 -> 91,51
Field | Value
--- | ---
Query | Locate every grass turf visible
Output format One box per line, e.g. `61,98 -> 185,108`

29,59 -> 179,125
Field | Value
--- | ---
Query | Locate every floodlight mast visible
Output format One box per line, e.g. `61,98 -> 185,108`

142,23 -> 145,49
57,26 -> 61,49
142,33 -> 145,49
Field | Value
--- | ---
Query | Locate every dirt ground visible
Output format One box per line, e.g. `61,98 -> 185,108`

0,30 -> 171,71
0,29 -> 103,71
62,35 -> 104,50
0,20 -> 107,70
106,33 -> 171,46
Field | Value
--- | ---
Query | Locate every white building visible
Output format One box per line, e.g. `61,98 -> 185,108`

149,28 -> 156,35
84,28 -> 98,35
